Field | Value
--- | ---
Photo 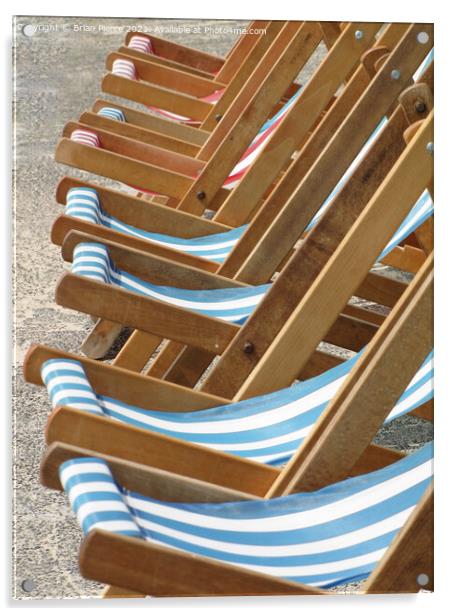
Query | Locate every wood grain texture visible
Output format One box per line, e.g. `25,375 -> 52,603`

234,112 -> 433,400
268,254 -> 433,496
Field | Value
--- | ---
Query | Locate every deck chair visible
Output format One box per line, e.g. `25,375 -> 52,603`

53,24 -> 420,358
85,21 -> 313,158
41,446 -> 433,596
51,26 -> 433,380
38,253 -> 434,595
26,115 -> 434,494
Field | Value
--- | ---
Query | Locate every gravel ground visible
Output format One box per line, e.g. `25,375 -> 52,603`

12,16 -> 432,600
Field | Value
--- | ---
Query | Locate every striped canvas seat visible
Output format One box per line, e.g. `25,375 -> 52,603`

59,442 -> 433,588
71,242 -> 269,324
41,350 -> 433,466
65,187 -> 246,264
67,179 -> 433,315
64,168 -> 432,266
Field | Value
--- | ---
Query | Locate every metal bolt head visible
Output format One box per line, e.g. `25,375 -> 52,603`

196,190 -> 206,200
354,30 -> 363,40
426,142 -> 434,154
414,99 -> 427,114
215,113 -> 223,122
21,579 -> 35,592
243,341 -> 254,354
391,69 -> 401,80
417,573 -> 429,586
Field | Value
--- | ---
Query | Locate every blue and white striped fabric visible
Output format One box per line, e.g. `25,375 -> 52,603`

41,350 -> 433,467
59,442 -> 433,588
65,187 -> 246,264
97,107 -> 126,122
71,242 -> 269,324
68,177 -> 432,326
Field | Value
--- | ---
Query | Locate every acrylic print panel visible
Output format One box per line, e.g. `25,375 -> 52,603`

12,15 -> 433,600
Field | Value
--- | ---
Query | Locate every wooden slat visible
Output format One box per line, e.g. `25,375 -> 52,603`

61,121 -> 205,176
55,177 -> 230,236
91,99 -> 208,144
55,139 -> 193,200
79,530 -> 321,596
56,272 -> 238,355
106,51 -> 226,98
123,31 -> 225,74
24,344 -> 228,410
61,231 -> 241,290
79,111 -> 200,156
42,443 -> 254,502
101,73 -> 212,122
45,408 -> 278,495
52,216 -> 219,274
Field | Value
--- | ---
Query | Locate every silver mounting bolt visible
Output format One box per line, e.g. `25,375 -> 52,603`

426,142 -> 434,154
354,30 -> 363,40
391,69 -> 401,80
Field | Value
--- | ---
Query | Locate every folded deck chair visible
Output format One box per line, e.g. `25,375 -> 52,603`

41,443 -> 433,595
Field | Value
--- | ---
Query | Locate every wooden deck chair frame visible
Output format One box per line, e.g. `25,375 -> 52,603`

39,252 -> 433,595
52,25 -> 433,383
85,21 -> 309,157
102,21 -> 294,134
52,23 -> 409,268
55,22 -> 383,218
52,25 -> 414,360
27,114 -> 433,497
134,24 -> 433,392
100,23 -> 350,139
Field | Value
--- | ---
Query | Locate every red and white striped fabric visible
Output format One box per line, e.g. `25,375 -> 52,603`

128,35 -> 153,54
112,57 -> 223,126
70,129 -> 100,148
112,58 -> 137,80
